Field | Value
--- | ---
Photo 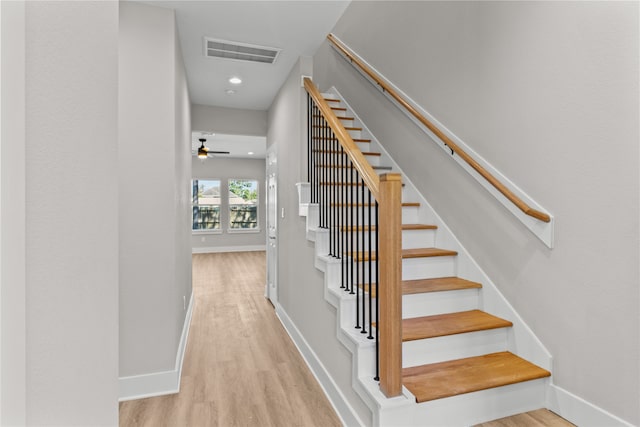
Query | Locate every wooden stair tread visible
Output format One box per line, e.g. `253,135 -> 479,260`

340,224 -> 437,232
402,247 -> 457,258
316,164 -> 392,171
313,114 -> 354,121
402,310 -> 512,341
331,202 -> 420,207
313,149 -> 381,157
358,277 -> 481,298
321,182 -> 405,187
312,137 -> 370,143
347,248 -> 457,262
323,98 -> 340,103
312,125 -> 362,132
402,351 -> 551,403
331,107 -> 347,111
402,277 -> 482,294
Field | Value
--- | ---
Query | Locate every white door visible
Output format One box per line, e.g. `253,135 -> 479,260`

265,148 -> 278,303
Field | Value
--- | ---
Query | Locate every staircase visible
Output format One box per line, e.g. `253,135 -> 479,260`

297,84 -> 552,426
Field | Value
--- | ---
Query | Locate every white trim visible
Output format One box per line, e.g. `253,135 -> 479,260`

226,228 -> 261,234
192,229 -> 222,235
191,245 -> 266,254
547,384 -> 635,427
328,34 -> 555,249
275,303 -> 365,427
119,293 -> 195,401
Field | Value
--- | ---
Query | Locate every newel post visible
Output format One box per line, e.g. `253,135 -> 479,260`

378,173 -> 403,397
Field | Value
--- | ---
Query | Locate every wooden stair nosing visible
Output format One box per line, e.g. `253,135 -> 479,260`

402,277 -> 482,295
313,114 -> 354,121
331,202 -> 420,207
312,137 -> 371,143
314,149 -> 381,157
312,125 -> 362,132
346,247 -> 457,262
402,309 -> 513,342
358,276 -> 481,298
320,181 -> 405,187
316,164 -> 392,171
402,351 -> 551,403
340,224 -> 437,232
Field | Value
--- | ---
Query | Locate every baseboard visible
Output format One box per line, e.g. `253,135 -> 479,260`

192,245 -> 266,254
547,383 -> 634,427
275,304 -> 365,427
119,293 -> 195,402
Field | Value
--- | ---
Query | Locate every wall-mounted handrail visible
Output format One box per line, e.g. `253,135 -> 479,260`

327,33 -> 551,224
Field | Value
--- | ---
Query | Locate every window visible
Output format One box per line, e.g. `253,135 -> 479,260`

192,179 -> 221,231
228,179 -> 258,230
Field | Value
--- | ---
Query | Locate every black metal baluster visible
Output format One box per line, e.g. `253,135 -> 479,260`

358,179 -> 364,334
355,167 -> 360,329
340,145 -> 346,289
368,189 -> 374,340
374,200 -> 380,381
349,161 -> 355,295
307,95 -> 311,185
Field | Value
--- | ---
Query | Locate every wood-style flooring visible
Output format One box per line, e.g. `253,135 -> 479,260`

119,251 -> 574,427
476,409 -> 576,427
119,251 -> 342,427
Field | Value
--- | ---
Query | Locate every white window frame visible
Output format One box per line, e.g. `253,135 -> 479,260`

191,178 -> 222,234
227,178 -> 260,233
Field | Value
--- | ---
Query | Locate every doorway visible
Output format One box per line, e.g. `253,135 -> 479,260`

265,146 -> 277,304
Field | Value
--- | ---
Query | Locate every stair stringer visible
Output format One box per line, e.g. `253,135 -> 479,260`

327,86 -> 553,374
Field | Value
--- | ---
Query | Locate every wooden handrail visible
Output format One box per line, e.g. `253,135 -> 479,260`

304,77 -> 380,200
327,33 -> 551,223
304,77 -> 404,398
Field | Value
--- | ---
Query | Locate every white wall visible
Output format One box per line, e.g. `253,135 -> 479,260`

315,1 -> 639,424
0,1 -> 26,424
192,104 -> 268,137
192,157 -> 266,251
119,1 -> 192,381
268,56 -> 373,425
23,1 -> 120,424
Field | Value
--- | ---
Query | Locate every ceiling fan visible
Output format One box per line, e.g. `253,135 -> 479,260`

197,138 -> 230,159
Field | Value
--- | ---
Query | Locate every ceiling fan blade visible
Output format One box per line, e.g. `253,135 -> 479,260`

207,151 -> 230,155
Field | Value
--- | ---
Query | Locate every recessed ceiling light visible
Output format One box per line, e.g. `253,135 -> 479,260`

225,89 -> 236,95
229,76 -> 242,85
248,151 -> 254,155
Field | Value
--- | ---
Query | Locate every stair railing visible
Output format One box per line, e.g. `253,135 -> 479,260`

326,33 -> 551,224
304,77 -> 403,398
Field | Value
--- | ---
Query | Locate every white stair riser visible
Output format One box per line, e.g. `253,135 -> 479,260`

402,256 -> 456,280
377,378 -> 548,427
402,288 -> 479,318
402,206 -> 419,223
403,229 -> 436,249
331,228 -> 435,251
403,328 -> 509,367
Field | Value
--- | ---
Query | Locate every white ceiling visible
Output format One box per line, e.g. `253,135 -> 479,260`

144,1 -> 350,111
141,1 -> 349,160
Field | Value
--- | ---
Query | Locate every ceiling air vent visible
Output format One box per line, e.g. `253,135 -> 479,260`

204,37 -> 281,64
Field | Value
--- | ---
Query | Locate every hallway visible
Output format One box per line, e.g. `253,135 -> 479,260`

119,252 -> 342,426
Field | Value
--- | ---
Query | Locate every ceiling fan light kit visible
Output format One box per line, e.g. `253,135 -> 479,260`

197,138 -> 230,158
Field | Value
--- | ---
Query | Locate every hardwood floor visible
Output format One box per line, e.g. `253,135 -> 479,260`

476,409 -> 576,427
119,251 -> 342,427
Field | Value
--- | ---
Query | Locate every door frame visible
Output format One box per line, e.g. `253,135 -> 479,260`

265,145 -> 278,305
